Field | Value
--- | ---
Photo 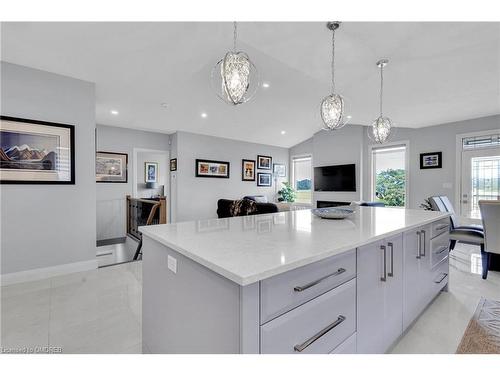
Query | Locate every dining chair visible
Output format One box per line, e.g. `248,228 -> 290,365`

479,200 -> 500,280
428,196 -> 484,251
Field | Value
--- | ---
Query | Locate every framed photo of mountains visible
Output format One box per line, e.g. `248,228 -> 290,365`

0,116 -> 75,184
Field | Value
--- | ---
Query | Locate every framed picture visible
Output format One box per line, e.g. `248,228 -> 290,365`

96,151 -> 128,183
257,172 -> 272,187
0,116 -> 75,184
170,158 -> 177,171
257,155 -> 272,170
242,159 -> 256,181
195,159 -> 230,178
145,162 -> 158,183
420,152 -> 442,169
273,163 -> 286,177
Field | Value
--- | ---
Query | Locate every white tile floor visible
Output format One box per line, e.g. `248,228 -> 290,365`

1,244 -> 499,354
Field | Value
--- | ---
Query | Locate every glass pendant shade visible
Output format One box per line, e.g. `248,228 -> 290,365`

320,22 -> 348,131
211,22 -> 259,105
321,93 -> 346,130
221,51 -> 251,104
369,59 -> 393,143
371,116 -> 393,143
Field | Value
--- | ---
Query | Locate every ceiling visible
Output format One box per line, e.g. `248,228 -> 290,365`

1,22 -> 499,148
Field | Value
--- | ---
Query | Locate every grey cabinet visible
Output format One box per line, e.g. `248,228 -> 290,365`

357,234 -> 403,353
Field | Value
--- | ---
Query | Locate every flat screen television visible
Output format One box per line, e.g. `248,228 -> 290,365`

314,164 -> 356,192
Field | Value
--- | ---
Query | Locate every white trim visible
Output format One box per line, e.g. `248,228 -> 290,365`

0,259 -> 98,286
455,129 -> 500,216
368,140 -> 410,208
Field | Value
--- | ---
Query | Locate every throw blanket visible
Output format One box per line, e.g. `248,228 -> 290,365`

229,199 -> 257,217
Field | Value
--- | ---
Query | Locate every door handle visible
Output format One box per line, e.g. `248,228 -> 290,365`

416,231 -> 421,259
388,242 -> 394,277
420,230 -> 426,257
380,245 -> 387,282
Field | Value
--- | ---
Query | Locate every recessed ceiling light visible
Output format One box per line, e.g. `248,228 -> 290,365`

281,130 -> 286,135
346,115 -> 352,119
201,112 -> 208,118
110,110 -> 119,115
262,82 -> 270,88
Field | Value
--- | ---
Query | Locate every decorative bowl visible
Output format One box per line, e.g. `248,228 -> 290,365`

311,207 -> 355,220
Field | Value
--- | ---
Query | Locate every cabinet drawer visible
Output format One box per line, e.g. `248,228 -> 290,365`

430,258 -> 449,296
330,333 -> 357,354
260,249 -> 356,323
430,218 -> 450,239
430,231 -> 449,268
260,278 -> 356,354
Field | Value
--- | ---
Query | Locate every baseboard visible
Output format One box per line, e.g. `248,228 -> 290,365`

0,259 -> 98,286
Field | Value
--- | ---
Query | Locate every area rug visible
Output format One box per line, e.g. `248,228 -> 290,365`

456,297 -> 500,354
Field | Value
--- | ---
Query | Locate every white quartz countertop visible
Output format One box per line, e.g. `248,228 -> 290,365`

140,207 -> 449,286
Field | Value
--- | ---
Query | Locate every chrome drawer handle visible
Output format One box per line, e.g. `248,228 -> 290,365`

435,245 -> 448,255
293,268 -> 346,292
293,315 -> 346,352
435,224 -> 449,230
435,273 -> 447,284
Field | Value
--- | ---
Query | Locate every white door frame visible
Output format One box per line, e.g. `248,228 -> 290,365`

368,140 -> 410,207
132,147 -> 170,194
290,153 -> 313,207
455,129 -> 500,216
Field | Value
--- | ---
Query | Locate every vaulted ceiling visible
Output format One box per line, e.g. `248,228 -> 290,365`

2,22 -> 499,147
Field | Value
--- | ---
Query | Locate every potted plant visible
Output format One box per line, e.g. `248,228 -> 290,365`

277,182 -> 296,202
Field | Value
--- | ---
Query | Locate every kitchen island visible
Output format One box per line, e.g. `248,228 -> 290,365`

140,207 -> 450,354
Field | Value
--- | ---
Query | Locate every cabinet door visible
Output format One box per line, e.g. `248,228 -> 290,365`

403,229 -> 423,331
356,240 -> 386,353
383,234 -> 403,349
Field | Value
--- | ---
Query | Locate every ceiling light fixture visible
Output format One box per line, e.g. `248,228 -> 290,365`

281,130 -> 286,135
211,22 -> 259,105
369,59 -> 393,144
320,22 -> 348,131
110,110 -> 119,115
201,112 -> 208,118
262,82 -> 270,88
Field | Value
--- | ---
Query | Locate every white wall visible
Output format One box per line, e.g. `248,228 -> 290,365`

172,131 -> 289,222
96,125 -> 170,241
289,115 -> 500,209
1,62 -> 96,275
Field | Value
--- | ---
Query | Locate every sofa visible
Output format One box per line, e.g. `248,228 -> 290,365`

217,197 -> 278,218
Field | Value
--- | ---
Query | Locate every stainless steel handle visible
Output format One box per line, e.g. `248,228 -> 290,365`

380,245 -> 387,282
435,245 -> 448,255
293,268 -> 346,292
435,273 -> 447,284
435,224 -> 449,230
420,230 -> 426,257
293,315 -> 346,352
388,242 -> 394,277
416,231 -> 421,259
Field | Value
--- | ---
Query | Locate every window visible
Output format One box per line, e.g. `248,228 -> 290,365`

371,144 -> 407,207
292,156 -> 312,204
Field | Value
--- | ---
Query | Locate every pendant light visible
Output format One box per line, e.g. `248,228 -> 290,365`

320,22 -> 348,130
211,22 -> 259,105
370,59 -> 393,143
